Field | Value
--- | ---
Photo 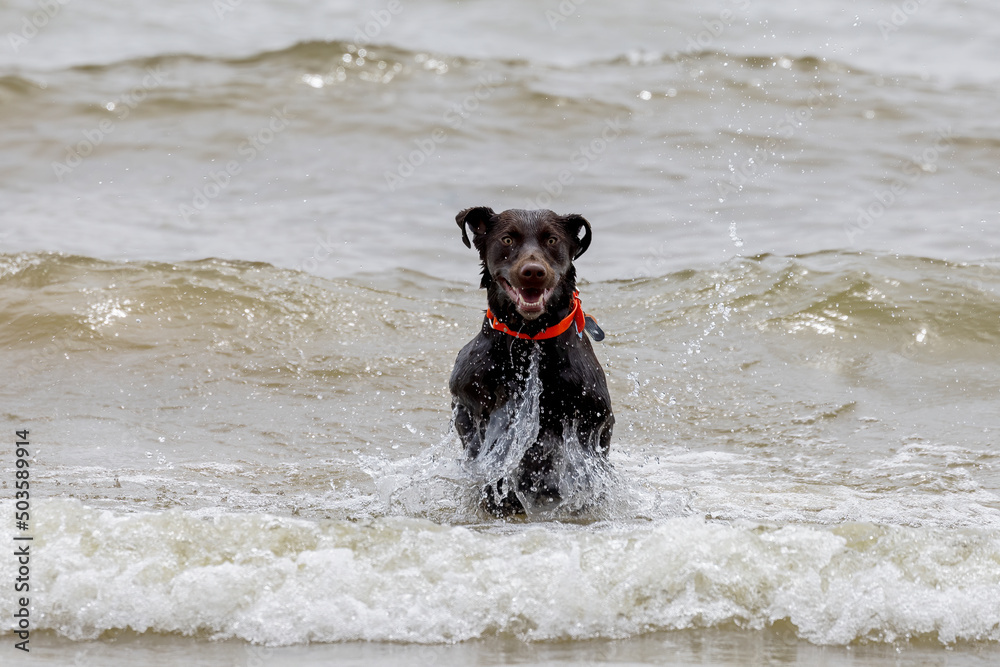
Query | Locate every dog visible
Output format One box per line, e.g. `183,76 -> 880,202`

449,207 -> 614,515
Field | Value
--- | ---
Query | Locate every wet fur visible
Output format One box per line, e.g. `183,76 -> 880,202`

449,207 -> 614,515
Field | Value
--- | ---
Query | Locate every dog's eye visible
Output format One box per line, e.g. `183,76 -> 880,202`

546,237 -> 558,246
501,236 -> 513,246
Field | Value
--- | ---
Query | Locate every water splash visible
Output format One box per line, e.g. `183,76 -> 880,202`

464,346 -> 621,520
359,345 -> 652,522
728,221 -> 744,248
357,436 -> 477,524
466,346 -> 544,512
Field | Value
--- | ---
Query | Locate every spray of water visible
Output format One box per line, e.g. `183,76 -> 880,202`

461,346 -> 619,519
360,345 -> 681,523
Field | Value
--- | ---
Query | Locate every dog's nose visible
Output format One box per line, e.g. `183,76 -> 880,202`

519,262 -> 547,282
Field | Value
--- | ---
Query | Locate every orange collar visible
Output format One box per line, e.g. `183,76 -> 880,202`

485,291 -> 588,340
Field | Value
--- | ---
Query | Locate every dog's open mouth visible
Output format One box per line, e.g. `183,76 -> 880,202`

497,277 -> 553,318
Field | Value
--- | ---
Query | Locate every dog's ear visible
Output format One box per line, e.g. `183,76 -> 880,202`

455,207 -> 496,249
559,213 -> 593,259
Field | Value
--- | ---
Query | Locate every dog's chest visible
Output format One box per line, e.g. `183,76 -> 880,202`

481,340 -> 583,399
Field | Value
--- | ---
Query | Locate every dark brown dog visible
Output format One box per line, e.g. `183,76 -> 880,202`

449,207 -> 614,515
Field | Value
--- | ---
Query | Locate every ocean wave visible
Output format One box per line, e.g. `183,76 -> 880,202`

11,39 -> 467,81
0,73 -> 49,95
0,253 -> 410,350
5,38 -> 865,95
608,49 -> 856,74
4,250 -> 999,537
614,251 -> 1000,356
4,251 -> 1000,360
2,498 -> 998,646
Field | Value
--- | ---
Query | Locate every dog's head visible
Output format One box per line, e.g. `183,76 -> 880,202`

456,207 -> 592,322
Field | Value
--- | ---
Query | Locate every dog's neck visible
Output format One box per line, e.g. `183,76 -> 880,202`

483,273 -> 577,338
486,291 -> 585,342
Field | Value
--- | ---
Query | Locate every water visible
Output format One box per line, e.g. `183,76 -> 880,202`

2,1 -> 1000,665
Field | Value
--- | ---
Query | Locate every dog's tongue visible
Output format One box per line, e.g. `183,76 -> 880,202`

520,287 -> 543,303
497,277 -> 552,316
498,279 -> 549,315
516,287 -> 544,312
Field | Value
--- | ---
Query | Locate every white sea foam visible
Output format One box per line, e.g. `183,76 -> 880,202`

4,498 -> 999,647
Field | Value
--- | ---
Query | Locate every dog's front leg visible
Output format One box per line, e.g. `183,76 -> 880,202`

452,400 -> 485,458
